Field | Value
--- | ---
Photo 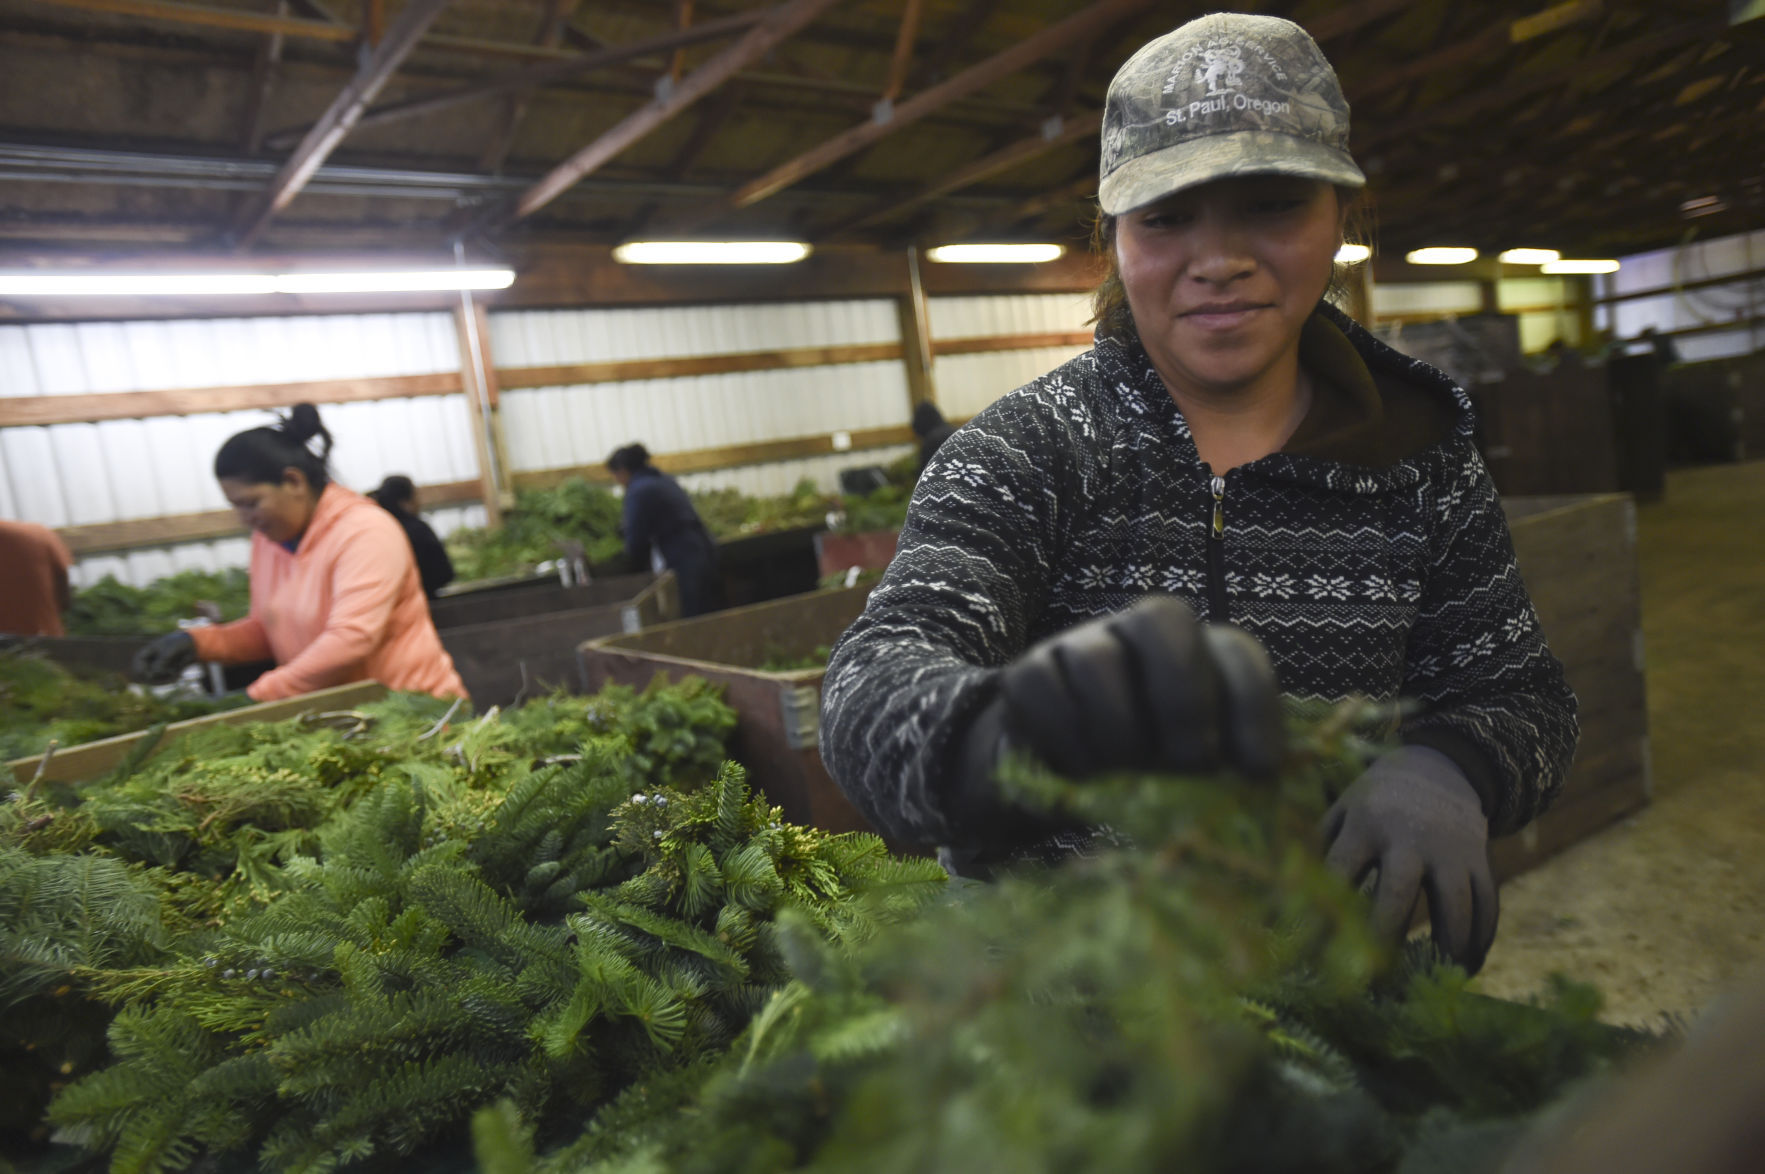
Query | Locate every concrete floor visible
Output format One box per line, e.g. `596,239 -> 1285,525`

1476,462 -> 1765,1028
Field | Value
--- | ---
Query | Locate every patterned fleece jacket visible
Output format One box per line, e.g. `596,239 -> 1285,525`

821,303 -> 1577,867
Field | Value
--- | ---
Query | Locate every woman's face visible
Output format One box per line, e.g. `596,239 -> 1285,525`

220,469 -> 318,544
1115,176 -> 1343,398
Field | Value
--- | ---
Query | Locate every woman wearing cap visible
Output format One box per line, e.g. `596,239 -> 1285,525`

821,13 -> 1575,973
132,404 -> 467,702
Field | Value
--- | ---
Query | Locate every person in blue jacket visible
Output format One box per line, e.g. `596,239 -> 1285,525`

606,444 -> 725,617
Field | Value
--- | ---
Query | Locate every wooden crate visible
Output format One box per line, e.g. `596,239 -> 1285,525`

715,526 -> 825,608
6,680 -> 388,787
1472,366 -> 1622,497
1492,494 -> 1651,880
439,573 -> 677,708
428,571 -> 657,630
578,587 -> 872,835
814,529 -> 899,579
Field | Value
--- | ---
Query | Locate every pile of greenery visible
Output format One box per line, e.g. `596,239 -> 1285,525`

2,680 -> 945,1171
0,647 -> 248,763
476,707 -> 1657,1174
447,480 -> 629,583
64,570 -> 251,638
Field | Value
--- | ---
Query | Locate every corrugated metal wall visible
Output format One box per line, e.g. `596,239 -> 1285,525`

488,299 -> 915,496
927,292 -> 1093,419
1598,229 -> 1765,362
0,312 -> 484,587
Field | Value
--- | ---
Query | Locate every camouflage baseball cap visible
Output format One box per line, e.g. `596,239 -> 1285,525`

1098,12 -> 1366,216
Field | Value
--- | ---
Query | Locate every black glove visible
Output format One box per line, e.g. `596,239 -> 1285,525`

947,596 -> 1285,837
132,631 -> 197,684
1321,744 -> 1497,973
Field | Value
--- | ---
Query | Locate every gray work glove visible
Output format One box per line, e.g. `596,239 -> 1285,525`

132,630 -> 197,684
947,596 -> 1285,844
1321,744 -> 1498,973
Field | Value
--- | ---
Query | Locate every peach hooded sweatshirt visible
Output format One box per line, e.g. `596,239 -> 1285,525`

190,483 -> 466,702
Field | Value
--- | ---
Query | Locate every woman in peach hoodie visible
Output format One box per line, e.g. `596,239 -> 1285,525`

133,404 -> 466,703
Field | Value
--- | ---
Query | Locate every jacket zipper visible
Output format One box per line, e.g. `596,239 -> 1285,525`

1206,473 -> 1229,621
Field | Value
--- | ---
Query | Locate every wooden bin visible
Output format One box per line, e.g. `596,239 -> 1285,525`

716,526 -> 826,608
577,586 -> 871,834
1471,366 -> 1622,497
440,573 -> 677,708
1492,493 -> 1651,880
428,571 -> 657,630
814,529 -> 900,580
6,680 -> 388,787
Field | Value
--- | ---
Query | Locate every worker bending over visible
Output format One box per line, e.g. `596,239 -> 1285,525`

606,443 -> 725,618
821,14 -> 1576,974
134,404 -> 466,702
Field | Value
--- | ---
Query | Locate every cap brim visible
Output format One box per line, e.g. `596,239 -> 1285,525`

1099,131 -> 1366,216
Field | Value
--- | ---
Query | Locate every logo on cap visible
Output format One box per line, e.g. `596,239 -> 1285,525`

1196,46 -> 1243,97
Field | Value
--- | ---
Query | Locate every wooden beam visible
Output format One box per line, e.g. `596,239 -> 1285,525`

33,0 -> 610,61
340,7 -> 772,142
879,0 -> 925,105
509,0 -> 841,222
931,330 -> 1093,356
497,342 -> 906,390
828,109 -> 1102,238
240,0 -> 290,155
512,425 -> 921,491
234,0 -> 454,249
454,304 -> 506,526
1304,0 -> 1417,42
479,0 -> 581,174
1359,15 -> 1725,152
0,372 -> 463,429
57,480 -> 481,555
1595,267 -> 1765,306
713,0 -> 1151,215
671,0 -> 694,83
364,0 -> 384,47
898,247 -> 937,409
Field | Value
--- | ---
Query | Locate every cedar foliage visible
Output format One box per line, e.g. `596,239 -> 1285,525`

478,705 -> 1656,1174
62,570 -> 252,638
0,647 -> 249,762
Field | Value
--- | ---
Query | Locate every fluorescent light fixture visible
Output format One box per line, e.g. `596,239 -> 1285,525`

1405,247 -> 1479,265
275,269 -> 514,293
925,243 -> 1065,264
0,269 -> 516,297
612,241 -> 811,265
1540,259 -> 1620,274
1498,248 -> 1561,265
1334,243 -> 1372,264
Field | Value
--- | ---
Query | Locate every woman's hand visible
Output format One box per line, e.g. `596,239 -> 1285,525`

132,631 -> 196,683
1321,745 -> 1498,972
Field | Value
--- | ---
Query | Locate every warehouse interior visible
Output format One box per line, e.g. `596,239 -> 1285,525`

3,0 -> 1765,1170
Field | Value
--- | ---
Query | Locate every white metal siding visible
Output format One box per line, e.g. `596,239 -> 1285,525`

488,299 -> 914,490
1597,230 -> 1765,362
1371,282 -> 1483,318
926,293 -> 1093,420
0,311 -> 474,587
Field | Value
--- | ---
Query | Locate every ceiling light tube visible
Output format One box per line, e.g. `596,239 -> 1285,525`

612,241 -> 811,265
925,243 -> 1065,264
1497,248 -> 1561,265
0,269 -> 516,297
1405,247 -> 1479,265
1334,243 -> 1372,264
1540,259 -> 1620,274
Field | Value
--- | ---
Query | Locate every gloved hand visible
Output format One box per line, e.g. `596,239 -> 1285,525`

1321,744 -> 1497,972
947,596 -> 1285,837
132,630 -> 197,684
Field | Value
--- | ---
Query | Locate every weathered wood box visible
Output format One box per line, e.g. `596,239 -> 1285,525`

6,680 -> 388,787
438,573 -> 677,708
814,529 -> 900,580
577,586 -> 871,835
1492,493 -> 1651,880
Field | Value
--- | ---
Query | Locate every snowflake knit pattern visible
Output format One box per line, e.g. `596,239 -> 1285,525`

821,303 -> 1577,864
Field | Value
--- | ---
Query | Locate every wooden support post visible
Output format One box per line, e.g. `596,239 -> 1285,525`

454,301 -> 505,526
898,246 -> 938,411
879,0 -> 924,105
1574,275 -> 1597,350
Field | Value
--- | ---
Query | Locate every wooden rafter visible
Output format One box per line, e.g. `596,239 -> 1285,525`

239,0 -> 289,154
479,0 -> 582,175
828,109 -> 1102,239
879,0 -> 925,105
709,0 -> 1151,218
233,0 -> 454,248
317,7 -> 771,142
508,0 -> 842,223
671,0 -> 695,82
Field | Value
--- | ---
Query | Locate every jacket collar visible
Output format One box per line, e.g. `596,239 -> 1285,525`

1093,301 -> 1474,494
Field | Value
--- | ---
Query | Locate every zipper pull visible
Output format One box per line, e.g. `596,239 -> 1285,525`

1210,474 -> 1225,540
